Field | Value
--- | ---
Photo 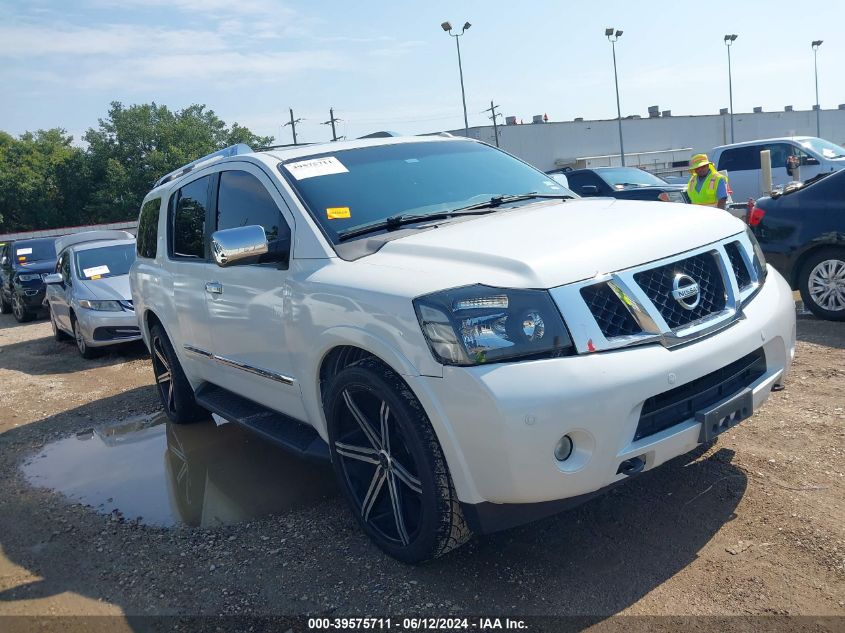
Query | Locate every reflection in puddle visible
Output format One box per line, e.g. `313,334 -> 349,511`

23,413 -> 338,527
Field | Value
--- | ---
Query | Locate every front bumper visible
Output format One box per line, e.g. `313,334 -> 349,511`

406,269 -> 796,526
75,308 -> 142,347
18,286 -> 47,311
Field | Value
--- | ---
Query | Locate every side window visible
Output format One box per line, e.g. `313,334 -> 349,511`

137,198 -> 161,259
171,176 -> 210,259
216,170 -> 291,265
60,252 -> 72,285
717,146 -> 762,172
764,143 -> 793,169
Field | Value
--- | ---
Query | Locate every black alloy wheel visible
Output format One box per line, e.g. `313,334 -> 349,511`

149,323 -> 206,424
11,292 -> 33,323
325,358 -> 471,563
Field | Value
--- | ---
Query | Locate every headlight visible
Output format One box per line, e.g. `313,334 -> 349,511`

18,273 -> 42,282
79,299 -> 124,312
413,285 -> 574,366
745,227 -> 768,281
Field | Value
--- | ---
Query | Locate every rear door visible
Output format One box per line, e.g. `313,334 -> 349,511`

202,164 -> 306,421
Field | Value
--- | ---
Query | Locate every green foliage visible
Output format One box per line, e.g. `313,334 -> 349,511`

0,102 -> 273,233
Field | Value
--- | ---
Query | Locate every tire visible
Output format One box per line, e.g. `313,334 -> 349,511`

72,316 -> 98,359
325,358 -> 471,563
11,292 -> 33,323
49,305 -> 70,341
150,323 -> 206,424
798,248 -> 845,321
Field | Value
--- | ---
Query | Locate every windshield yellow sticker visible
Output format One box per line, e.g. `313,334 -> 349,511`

327,207 -> 351,220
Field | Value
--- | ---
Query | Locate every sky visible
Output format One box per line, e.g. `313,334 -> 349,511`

2,0 -> 844,146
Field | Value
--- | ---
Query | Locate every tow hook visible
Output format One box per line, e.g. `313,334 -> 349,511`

617,456 -> 646,477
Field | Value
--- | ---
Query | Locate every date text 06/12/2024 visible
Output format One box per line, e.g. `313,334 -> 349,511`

307,617 -> 529,630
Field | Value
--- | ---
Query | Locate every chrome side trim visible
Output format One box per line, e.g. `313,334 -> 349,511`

183,344 -> 295,386
183,344 -> 213,358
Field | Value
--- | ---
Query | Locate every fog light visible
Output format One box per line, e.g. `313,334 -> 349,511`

554,434 -> 573,461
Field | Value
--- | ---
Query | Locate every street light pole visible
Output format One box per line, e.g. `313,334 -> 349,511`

812,40 -> 823,137
605,27 -> 625,166
441,21 -> 471,136
724,34 -> 738,143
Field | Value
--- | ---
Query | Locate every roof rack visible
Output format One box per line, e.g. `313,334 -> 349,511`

357,131 -> 402,139
153,143 -> 253,188
254,142 -> 317,151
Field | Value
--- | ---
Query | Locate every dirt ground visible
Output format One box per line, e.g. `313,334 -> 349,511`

0,311 -> 843,630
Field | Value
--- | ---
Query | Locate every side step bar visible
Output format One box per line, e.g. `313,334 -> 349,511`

194,383 -> 330,461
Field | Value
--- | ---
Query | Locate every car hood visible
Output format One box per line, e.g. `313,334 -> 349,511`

16,260 -> 56,275
77,274 -> 132,300
363,198 -> 745,290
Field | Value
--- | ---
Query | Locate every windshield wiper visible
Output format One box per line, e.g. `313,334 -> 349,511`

447,192 -> 574,214
336,193 -> 573,242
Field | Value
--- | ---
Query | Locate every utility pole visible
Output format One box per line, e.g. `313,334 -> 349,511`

283,108 -> 302,145
724,34 -> 738,143
812,40 -> 823,137
323,108 -> 341,141
605,28 -> 626,166
483,100 -> 502,147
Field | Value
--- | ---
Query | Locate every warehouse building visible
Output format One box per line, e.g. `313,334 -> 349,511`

453,106 -> 845,177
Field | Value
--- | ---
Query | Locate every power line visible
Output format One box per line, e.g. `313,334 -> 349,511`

283,108 -> 302,145
322,107 -> 341,141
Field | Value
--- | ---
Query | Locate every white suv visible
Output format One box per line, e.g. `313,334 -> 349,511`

130,136 -> 796,563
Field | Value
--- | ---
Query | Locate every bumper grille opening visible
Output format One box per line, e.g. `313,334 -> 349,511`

724,241 -> 752,289
93,326 -> 141,341
635,347 -> 766,441
633,251 -> 727,329
580,283 -> 642,338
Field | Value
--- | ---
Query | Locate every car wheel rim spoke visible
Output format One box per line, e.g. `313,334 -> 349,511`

387,472 -> 410,545
335,441 -> 380,465
391,458 -> 423,495
380,401 -> 391,453
361,467 -> 386,521
152,337 -> 174,411
342,389 -> 382,450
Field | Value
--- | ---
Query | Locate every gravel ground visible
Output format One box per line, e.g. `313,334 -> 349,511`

0,312 -> 843,628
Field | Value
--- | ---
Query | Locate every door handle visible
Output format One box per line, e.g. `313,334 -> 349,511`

205,281 -> 223,295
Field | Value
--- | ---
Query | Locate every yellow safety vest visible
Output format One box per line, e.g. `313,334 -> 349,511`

687,168 -> 727,206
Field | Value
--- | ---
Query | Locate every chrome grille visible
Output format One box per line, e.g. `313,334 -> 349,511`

580,283 -> 642,338
724,241 -> 751,289
633,252 -> 726,329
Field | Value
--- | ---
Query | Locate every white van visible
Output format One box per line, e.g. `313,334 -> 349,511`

711,136 -> 845,202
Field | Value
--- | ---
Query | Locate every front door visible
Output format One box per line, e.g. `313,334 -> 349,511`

202,164 -> 306,421
49,251 -> 73,331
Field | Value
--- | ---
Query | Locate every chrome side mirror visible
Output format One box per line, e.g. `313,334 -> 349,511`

43,273 -> 64,285
211,225 -> 269,267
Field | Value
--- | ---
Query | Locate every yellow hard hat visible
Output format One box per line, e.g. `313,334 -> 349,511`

689,153 -> 712,171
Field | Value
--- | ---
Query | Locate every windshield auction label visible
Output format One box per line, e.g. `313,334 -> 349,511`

285,156 -> 349,180
83,265 -> 110,278
16,248 -> 33,255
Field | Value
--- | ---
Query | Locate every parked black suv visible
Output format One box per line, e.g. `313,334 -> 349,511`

0,238 -> 58,322
550,167 -> 688,203
749,169 -> 845,321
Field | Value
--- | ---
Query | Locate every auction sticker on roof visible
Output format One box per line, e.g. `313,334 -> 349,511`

284,156 -> 348,180
83,265 -> 110,278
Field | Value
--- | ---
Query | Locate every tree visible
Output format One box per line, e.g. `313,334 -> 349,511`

83,102 -> 273,220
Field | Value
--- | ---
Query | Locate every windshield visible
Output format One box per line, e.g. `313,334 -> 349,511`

797,137 -> 845,160
596,168 -> 668,189
278,140 -> 575,243
75,244 -> 136,280
13,239 -> 56,264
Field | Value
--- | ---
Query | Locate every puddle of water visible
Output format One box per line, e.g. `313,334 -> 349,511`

23,413 -> 338,527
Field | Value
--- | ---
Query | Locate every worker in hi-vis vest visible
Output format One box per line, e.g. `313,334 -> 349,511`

687,153 -> 729,209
